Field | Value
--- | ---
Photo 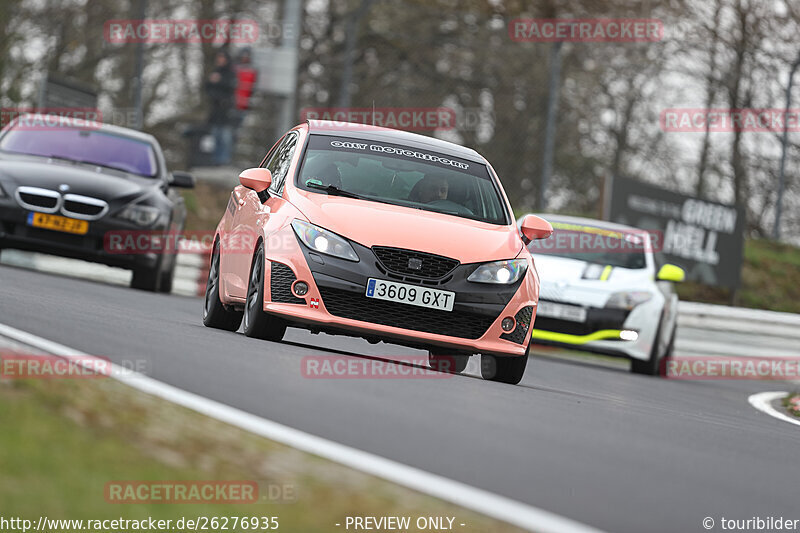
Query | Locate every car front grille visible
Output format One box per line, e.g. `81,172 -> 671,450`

62,195 -> 108,219
270,262 -> 305,304
372,246 -> 459,280
501,306 -> 533,344
318,286 -> 496,340
14,187 -> 108,220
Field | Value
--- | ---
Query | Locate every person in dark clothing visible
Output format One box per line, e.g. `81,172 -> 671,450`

205,50 -> 237,165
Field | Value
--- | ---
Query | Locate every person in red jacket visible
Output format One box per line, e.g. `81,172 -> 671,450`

233,48 -> 258,136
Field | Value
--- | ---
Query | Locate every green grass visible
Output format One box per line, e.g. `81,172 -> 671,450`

0,377 -> 524,532
677,239 -> 800,313
781,393 -> 800,419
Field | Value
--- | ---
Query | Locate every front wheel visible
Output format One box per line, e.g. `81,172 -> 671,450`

631,315 -> 666,376
428,350 -> 470,374
481,346 -> 529,385
202,241 -> 243,331
242,243 -> 287,342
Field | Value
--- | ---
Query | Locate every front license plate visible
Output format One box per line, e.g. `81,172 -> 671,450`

537,301 -> 587,322
366,278 -> 455,312
27,212 -> 89,235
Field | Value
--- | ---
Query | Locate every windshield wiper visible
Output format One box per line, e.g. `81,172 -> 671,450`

47,154 -> 131,174
305,182 -> 367,200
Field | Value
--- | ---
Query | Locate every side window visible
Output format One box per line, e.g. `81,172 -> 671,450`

267,133 -> 298,194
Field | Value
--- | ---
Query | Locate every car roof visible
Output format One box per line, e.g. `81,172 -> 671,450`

536,214 -> 644,233
12,113 -> 159,146
304,120 -> 485,163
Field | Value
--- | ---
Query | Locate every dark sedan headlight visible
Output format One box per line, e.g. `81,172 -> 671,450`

116,204 -> 161,226
468,259 -> 528,284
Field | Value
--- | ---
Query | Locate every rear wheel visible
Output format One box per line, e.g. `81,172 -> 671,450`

481,345 -> 529,385
202,241 -> 243,331
242,243 -> 287,341
428,350 -> 470,374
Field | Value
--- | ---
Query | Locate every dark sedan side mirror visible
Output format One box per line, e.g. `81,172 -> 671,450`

169,171 -> 196,189
519,214 -> 553,244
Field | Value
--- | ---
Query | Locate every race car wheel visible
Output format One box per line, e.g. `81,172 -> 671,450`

428,350 -> 470,374
131,263 -> 161,292
243,243 -> 287,341
631,314 -> 665,376
159,257 -> 176,294
481,345 -> 529,385
202,241 -> 243,331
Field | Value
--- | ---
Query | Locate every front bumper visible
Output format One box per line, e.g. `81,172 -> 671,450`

0,200 -> 161,270
258,226 -> 537,356
531,298 -> 660,361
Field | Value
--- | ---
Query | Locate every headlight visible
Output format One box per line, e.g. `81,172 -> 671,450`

605,291 -> 653,310
116,204 -> 161,226
291,219 -> 359,262
467,259 -> 528,284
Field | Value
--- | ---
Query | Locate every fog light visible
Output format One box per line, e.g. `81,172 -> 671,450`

292,281 -> 309,297
501,317 -> 516,332
620,330 -> 638,341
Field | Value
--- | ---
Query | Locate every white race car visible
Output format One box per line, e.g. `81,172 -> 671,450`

523,215 -> 685,375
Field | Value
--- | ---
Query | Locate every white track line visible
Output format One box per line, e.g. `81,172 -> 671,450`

0,322 -> 603,533
748,391 -> 800,428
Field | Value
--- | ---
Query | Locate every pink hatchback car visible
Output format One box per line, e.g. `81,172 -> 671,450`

203,121 -> 552,384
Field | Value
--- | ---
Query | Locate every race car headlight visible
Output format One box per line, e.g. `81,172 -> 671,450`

467,259 -> 528,284
116,204 -> 161,226
605,291 -> 653,310
291,219 -> 359,262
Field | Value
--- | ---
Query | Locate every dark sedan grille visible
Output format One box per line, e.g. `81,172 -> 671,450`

372,246 -> 459,280
270,262 -> 305,304
19,192 -> 58,209
318,286 -> 496,340
501,306 -> 534,344
63,199 -> 105,217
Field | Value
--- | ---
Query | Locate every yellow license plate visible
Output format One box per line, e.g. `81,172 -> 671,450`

27,212 -> 89,235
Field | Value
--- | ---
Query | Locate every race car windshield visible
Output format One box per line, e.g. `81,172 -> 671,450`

296,135 -> 510,225
0,127 -> 158,177
528,224 -> 648,269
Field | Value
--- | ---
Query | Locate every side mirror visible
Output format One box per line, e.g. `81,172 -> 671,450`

239,168 -> 272,192
657,264 -> 686,282
169,171 -> 195,189
519,215 -> 553,244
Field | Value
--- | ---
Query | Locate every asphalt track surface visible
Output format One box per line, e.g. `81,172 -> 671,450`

1,262 -> 798,533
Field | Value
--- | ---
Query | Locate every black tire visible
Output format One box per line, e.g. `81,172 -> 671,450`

480,345 -> 529,385
159,258 -> 176,293
131,264 -> 161,291
202,241 -> 243,331
428,350 -> 470,374
242,243 -> 287,341
631,315 -> 665,376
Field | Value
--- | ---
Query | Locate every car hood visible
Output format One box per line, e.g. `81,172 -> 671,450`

533,254 -> 654,307
0,155 -> 155,205
289,190 -> 522,264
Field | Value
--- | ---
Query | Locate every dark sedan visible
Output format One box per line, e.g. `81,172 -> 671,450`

0,115 -> 194,291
